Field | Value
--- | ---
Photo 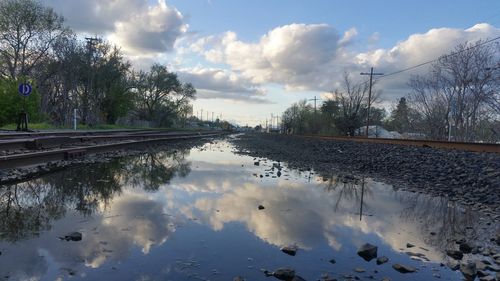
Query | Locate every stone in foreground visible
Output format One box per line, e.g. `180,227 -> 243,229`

377,256 -> 389,265
60,232 -> 82,241
357,243 -> 378,261
273,268 -> 295,280
460,262 -> 477,280
281,245 -> 298,256
446,249 -> 463,260
392,263 -> 417,273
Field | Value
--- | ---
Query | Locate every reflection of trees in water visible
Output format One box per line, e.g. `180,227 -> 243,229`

119,149 -> 191,191
0,148 -> 192,242
321,173 -> 372,219
396,192 -> 478,251
0,181 -> 64,241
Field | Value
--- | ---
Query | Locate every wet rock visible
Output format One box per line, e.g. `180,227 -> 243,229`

477,270 -> 488,277
479,275 -> 495,281
258,205 -> 265,210
281,245 -> 298,256
291,276 -> 306,281
354,267 -> 365,273
446,249 -> 463,260
329,258 -> 336,264
406,243 -> 415,248
254,161 -> 260,166
273,267 -> 295,280
357,243 -> 378,261
233,277 -> 245,281
459,242 -> 474,254
376,256 -> 389,265
448,260 -> 460,271
460,262 -> 477,280
486,263 -> 500,272
60,232 -> 82,241
392,264 -> 416,273
476,261 -> 487,271
381,278 -> 391,281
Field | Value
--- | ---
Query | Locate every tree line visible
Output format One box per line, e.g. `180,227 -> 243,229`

281,40 -> 500,142
0,0 -> 195,128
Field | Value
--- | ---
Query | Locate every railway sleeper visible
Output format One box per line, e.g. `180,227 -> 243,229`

27,136 -> 73,150
64,149 -> 87,160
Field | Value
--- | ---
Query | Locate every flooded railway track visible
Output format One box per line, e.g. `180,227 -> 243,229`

304,135 -> 500,153
0,130 -> 225,170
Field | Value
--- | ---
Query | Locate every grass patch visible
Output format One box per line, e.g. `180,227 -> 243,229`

0,122 -> 195,131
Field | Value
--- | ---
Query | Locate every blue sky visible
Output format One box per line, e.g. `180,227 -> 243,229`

169,0 -> 500,44
43,0 -> 500,126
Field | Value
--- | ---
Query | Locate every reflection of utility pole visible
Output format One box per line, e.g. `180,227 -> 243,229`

359,179 -> 365,221
360,67 -> 383,137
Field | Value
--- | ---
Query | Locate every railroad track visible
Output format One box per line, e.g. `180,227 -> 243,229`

304,135 -> 500,153
0,130 -> 225,170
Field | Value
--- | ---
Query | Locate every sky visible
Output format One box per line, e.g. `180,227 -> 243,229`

41,0 -> 500,126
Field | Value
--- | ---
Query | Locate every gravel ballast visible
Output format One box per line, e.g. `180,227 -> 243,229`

231,133 -> 500,218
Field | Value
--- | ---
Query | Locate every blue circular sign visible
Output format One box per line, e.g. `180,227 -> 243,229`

18,83 -> 32,96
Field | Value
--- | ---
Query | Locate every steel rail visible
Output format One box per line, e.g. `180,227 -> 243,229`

0,131 -> 220,151
0,129 -> 173,140
0,132 -> 224,170
302,135 -> 500,153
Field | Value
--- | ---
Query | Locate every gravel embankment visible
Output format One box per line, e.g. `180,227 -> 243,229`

232,133 -> 500,218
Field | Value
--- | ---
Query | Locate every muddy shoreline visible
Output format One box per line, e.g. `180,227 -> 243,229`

231,133 -> 500,220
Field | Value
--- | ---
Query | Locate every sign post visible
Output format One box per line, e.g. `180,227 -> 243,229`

16,82 -> 32,131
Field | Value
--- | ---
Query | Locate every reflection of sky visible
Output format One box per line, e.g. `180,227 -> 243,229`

0,140 -> 476,280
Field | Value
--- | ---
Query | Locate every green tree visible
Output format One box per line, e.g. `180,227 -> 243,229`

133,64 -> 196,127
388,97 -> 410,133
0,78 -> 41,126
0,0 -> 68,79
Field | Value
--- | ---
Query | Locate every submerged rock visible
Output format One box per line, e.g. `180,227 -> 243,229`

273,267 -> 295,280
357,243 -> 378,261
392,264 -> 417,273
376,256 -> 389,265
60,232 -> 82,241
258,205 -> 265,210
281,245 -> 298,256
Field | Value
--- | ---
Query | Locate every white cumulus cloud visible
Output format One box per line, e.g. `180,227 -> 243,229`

43,0 -> 187,55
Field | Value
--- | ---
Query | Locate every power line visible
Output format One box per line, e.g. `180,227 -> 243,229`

349,36 -> 500,89
376,36 -> 500,81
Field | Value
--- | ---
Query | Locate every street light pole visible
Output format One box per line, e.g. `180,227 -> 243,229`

360,67 -> 383,137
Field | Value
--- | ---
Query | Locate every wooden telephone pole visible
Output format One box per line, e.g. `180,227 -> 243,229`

360,67 -> 383,137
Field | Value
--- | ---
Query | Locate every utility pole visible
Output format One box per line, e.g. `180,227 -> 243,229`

360,67 -> 383,137
308,96 -> 319,113
83,37 -> 100,125
212,112 -> 214,122
200,109 -> 203,121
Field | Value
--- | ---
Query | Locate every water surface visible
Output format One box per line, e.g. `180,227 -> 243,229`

0,138 -> 488,280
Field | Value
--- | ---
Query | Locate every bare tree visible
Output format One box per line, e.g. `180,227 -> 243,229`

408,40 -> 500,141
332,72 -> 372,136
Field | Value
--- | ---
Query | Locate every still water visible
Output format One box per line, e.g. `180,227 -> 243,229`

0,138 -> 488,280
